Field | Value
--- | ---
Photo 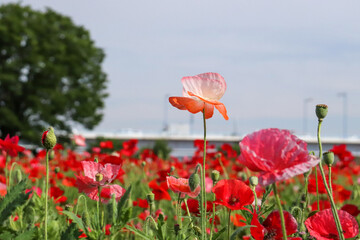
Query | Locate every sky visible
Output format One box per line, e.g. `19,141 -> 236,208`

3,0 -> 360,138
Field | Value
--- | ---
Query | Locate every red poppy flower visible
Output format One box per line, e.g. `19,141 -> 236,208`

341,204 -> 360,217
100,141 -> 113,149
311,200 -> 331,211
0,134 -> 25,157
133,198 -> 149,208
231,214 -> 246,227
212,179 -> 254,211
181,198 -> 213,216
169,72 -> 229,120
239,128 -> 320,186
330,144 -> 354,163
305,209 -> 359,240
166,176 -> 200,198
50,186 -> 67,203
251,211 -> 298,240
120,139 -> 138,157
148,179 -> 171,201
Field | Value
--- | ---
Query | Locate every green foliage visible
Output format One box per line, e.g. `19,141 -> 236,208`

62,210 -> 88,235
153,139 -> 172,159
0,3 -> 108,143
0,179 -> 30,223
14,228 -> 36,240
230,226 -> 254,240
61,223 -> 82,240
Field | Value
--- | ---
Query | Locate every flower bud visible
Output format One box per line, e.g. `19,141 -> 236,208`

49,150 -> 55,160
170,166 -> 175,173
211,170 -> 220,183
95,173 -> 103,182
189,172 -> 200,192
141,161 -> 146,168
65,204 -> 74,211
41,127 -> 57,150
94,157 -> 99,163
54,167 -> 60,174
146,192 -> 155,204
249,176 -> 258,189
315,104 -> 328,121
323,151 -> 335,166
16,169 -> 22,182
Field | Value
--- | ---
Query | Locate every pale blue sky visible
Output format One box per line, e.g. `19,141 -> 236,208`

3,0 -> 360,137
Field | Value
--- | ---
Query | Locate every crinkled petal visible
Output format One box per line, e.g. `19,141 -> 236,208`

169,97 -> 204,113
101,163 -> 121,183
81,161 -> 103,181
263,210 -> 298,238
181,72 -> 226,101
305,209 -> 359,240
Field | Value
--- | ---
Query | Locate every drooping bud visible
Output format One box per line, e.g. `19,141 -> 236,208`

94,157 -> 99,163
315,104 -> 328,121
41,127 -> 57,150
146,192 -> 155,205
189,172 -> 200,192
249,176 -> 258,190
49,150 -> 55,160
170,166 -> 175,173
323,151 -> 335,166
141,161 -> 146,168
211,170 -> 220,183
95,173 -> 104,182
54,167 -> 60,174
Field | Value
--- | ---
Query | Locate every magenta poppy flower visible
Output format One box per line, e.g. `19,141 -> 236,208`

212,179 -> 254,211
239,128 -> 320,186
169,72 -> 229,120
305,209 -> 359,240
251,211 -> 299,240
76,161 -> 125,203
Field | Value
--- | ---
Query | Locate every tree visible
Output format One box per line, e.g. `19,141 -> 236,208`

0,3 -> 108,144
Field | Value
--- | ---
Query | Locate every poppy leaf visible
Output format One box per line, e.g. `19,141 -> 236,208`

212,227 -> 226,240
61,210 -> 88,235
125,225 -> 152,240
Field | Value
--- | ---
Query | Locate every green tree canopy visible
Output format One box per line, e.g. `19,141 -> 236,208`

0,3 -> 108,144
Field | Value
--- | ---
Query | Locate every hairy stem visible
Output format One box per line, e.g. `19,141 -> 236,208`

273,183 -> 287,240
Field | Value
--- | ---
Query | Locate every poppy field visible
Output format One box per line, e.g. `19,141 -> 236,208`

0,73 -> 359,240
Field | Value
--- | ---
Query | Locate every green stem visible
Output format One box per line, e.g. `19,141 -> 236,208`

45,150 -> 49,240
217,156 -> 229,179
328,165 -> 333,194
177,193 -> 182,229
201,110 -> 207,240
227,209 -> 231,240
98,186 -> 102,231
316,120 -> 344,239
184,198 -> 193,228
314,166 -> 320,211
252,188 -> 258,214
209,196 -> 216,240
8,162 -> 18,189
5,154 -> 10,189
272,183 -> 287,240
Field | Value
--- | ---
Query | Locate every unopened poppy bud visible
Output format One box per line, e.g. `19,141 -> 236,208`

215,152 -> 222,159
49,150 -> 55,160
249,176 -> 258,189
211,170 -> 220,183
41,127 -> 57,150
95,173 -> 103,182
323,151 -> 334,166
193,225 -> 201,235
315,104 -> 328,121
303,168 -> 312,178
94,157 -> 99,163
141,161 -> 146,167
16,169 -> 22,182
170,166 -> 175,173
237,172 -> 247,181
146,192 -> 155,204
189,172 -> 200,191
54,167 -> 60,174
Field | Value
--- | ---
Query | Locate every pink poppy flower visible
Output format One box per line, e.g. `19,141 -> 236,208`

169,72 -> 229,120
72,135 -> 86,147
76,161 -> 125,203
239,128 -> 320,186
166,176 -> 200,198
305,209 -> 359,240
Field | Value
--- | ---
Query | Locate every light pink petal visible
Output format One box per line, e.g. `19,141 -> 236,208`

187,185 -> 201,198
181,72 -> 226,101
259,155 -> 319,186
81,161 -> 104,180
101,163 -> 121,183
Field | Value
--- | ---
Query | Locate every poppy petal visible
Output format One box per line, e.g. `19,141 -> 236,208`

169,97 -> 204,113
